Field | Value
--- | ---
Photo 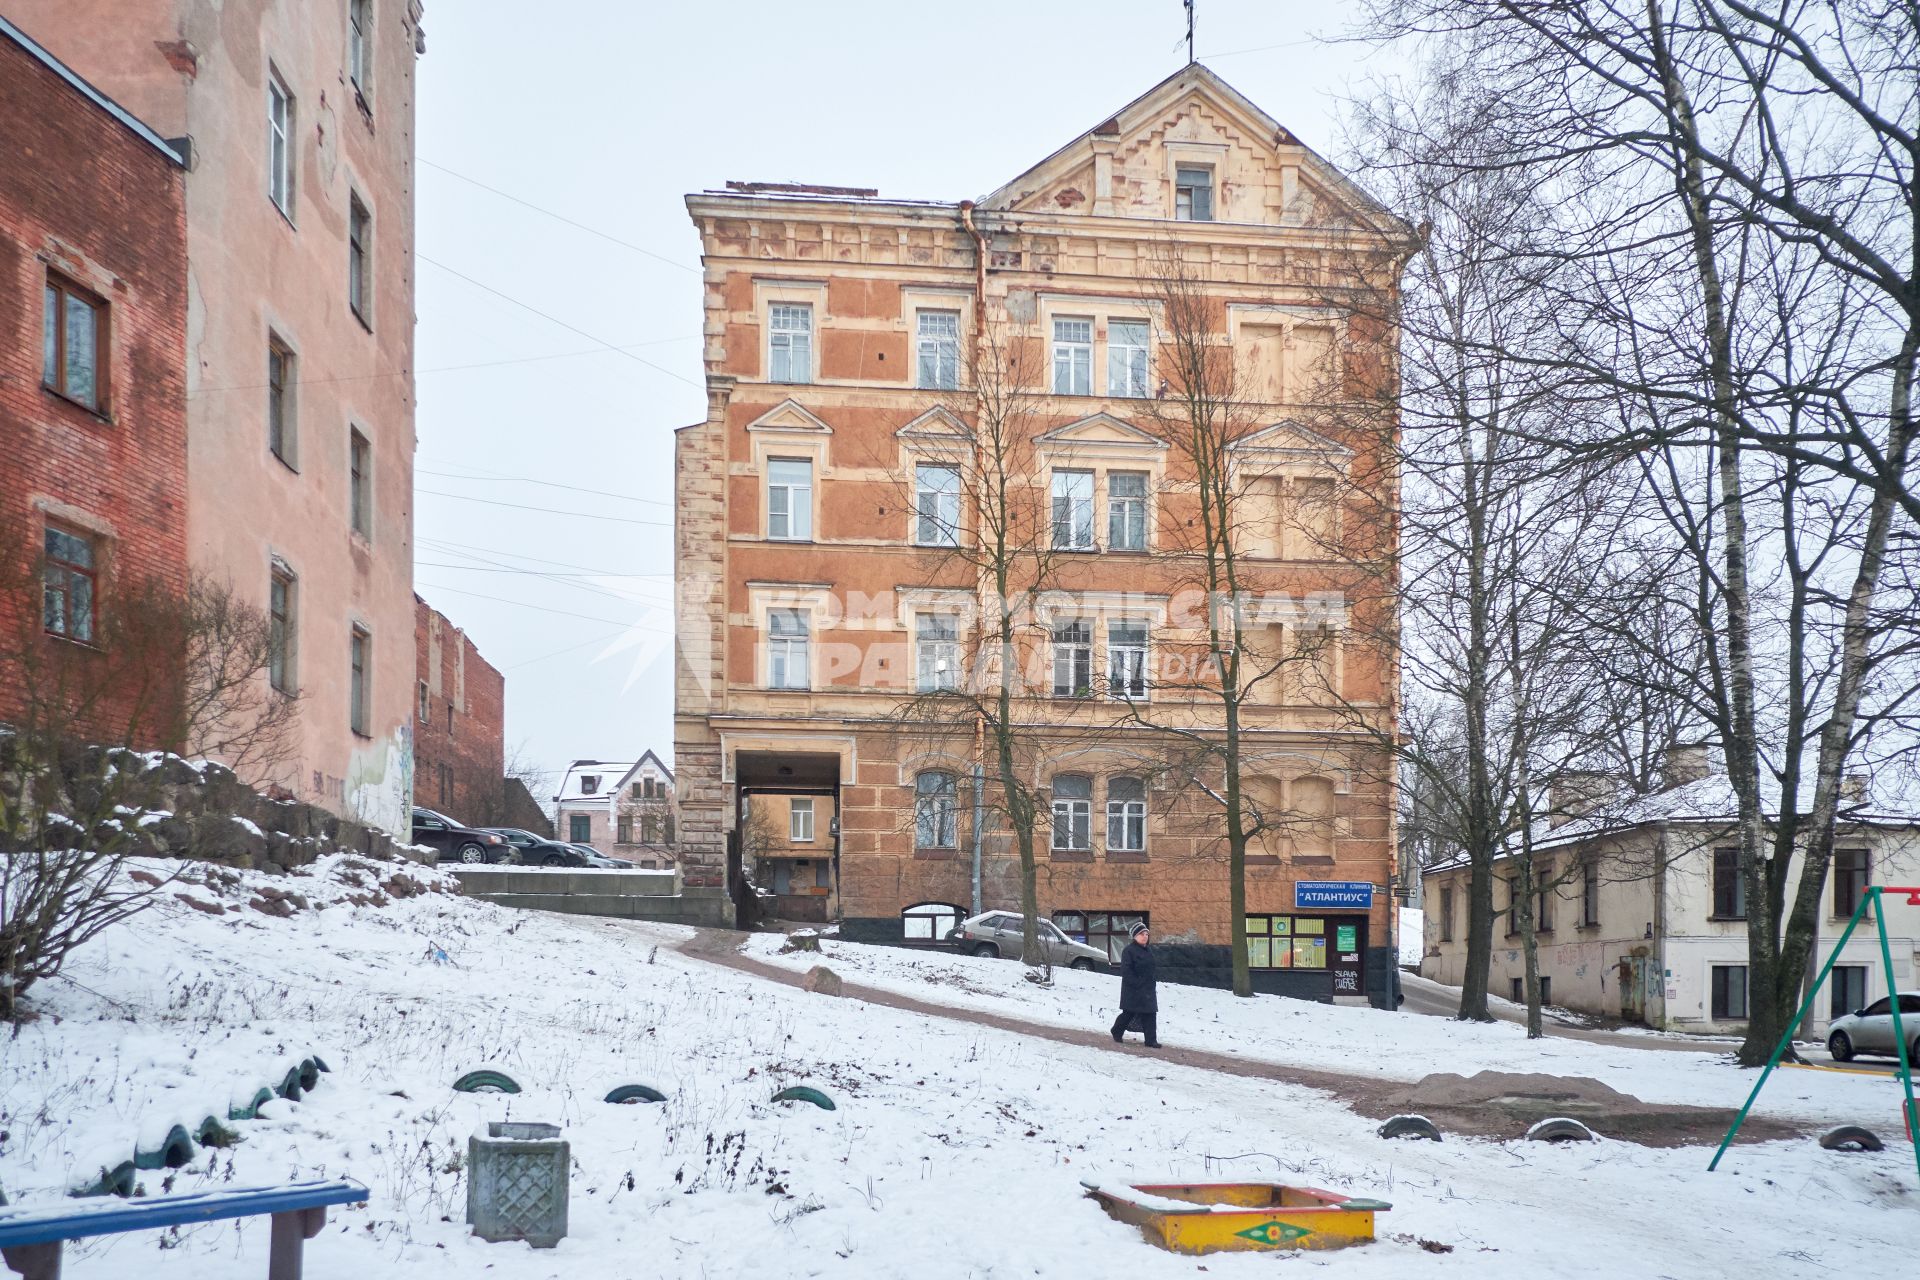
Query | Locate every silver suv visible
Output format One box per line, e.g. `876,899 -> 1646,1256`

948,911 -> 1109,969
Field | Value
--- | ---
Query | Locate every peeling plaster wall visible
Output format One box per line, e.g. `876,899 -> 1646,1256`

348,721 -> 413,836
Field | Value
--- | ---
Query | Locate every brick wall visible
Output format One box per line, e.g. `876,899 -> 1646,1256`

0,31 -> 188,742
412,595 -> 505,825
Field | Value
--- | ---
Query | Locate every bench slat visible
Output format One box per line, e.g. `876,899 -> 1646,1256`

0,1179 -> 367,1248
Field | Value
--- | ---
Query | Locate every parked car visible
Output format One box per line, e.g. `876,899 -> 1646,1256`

481,827 -> 582,866
1828,992 -> 1920,1062
568,842 -> 635,870
410,807 -> 512,864
947,911 -> 1108,969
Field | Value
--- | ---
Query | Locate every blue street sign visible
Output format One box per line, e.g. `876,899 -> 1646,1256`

1294,881 -> 1374,910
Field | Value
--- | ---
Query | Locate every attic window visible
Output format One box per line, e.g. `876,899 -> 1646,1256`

1175,166 -> 1214,221
581,775 -> 599,795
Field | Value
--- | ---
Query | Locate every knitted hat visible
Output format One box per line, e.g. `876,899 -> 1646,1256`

1132,922 -> 1150,939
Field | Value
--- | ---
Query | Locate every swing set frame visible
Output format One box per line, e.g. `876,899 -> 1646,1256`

1709,883 -> 1920,1182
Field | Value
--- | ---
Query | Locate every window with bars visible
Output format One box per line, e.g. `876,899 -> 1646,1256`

268,338 -> 296,466
915,463 -> 959,546
1175,166 -> 1214,221
767,458 -> 813,540
269,570 -> 296,693
915,771 -> 958,848
767,609 -> 810,689
1052,317 -> 1092,395
917,310 -> 960,390
1051,470 -> 1094,550
769,303 -> 813,383
1712,847 -> 1745,919
916,613 -> 958,692
43,274 -> 105,411
349,626 -> 370,736
348,194 -> 371,325
268,71 -> 294,216
1107,472 -> 1148,550
1106,777 -> 1146,853
42,524 -> 96,644
1107,620 -> 1148,700
1051,775 -> 1092,852
1108,319 -> 1150,397
1051,619 -> 1092,697
1834,848 -> 1870,918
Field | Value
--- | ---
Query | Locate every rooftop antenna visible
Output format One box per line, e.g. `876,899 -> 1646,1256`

1184,0 -> 1196,64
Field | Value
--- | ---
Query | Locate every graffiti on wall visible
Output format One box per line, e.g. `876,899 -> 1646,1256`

347,721 -> 413,836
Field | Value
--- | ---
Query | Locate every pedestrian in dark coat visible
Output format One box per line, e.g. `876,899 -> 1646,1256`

1110,922 -> 1160,1048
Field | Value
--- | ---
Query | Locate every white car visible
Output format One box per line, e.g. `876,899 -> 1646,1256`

1828,992 -> 1920,1062
947,911 -> 1109,969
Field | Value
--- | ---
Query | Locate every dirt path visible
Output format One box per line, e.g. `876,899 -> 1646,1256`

675,929 -> 1798,1148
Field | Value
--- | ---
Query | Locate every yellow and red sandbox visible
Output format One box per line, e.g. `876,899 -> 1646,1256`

1084,1179 -> 1389,1254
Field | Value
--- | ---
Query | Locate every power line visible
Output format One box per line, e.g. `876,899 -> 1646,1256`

421,158 -> 700,275
416,560 -> 661,579
417,537 -> 654,578
415,488 -> 672,527
418,466 -> 673,508
188,334 -> 696,396
419,254 -> 702,387
416,540 -> 649,606
502,627 -> 635,671
415,581 -> 665,629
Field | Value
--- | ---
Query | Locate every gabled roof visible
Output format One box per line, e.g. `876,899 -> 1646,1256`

977,62 -> 1404,234
613,750 -> 675,794
0,16 -> 186,166
554,760 -> 634,806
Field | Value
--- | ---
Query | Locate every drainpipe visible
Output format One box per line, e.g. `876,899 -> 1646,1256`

960,200 -> 989,918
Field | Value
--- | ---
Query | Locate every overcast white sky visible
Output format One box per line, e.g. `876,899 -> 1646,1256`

411,0 -> 1384,796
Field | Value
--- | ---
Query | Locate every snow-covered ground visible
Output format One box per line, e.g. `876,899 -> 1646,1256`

743,933 -> 1900,1126
1,859 -> 1911,1278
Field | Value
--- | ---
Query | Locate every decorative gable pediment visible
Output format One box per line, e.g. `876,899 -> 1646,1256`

1035,412 -> 1167,451
1229,419 -> 1353,462
978,64 -> 1405,234
895,405 -> 970,440
745,399 -> 832,435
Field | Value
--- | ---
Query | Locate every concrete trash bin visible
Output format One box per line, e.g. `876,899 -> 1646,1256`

467,1121 -> 569,1247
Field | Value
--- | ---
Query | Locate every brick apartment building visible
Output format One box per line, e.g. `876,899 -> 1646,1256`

10,1 -> 427,834
676,66 -> 1406,999
0,19 -> 189,739
412,594 -> 504,823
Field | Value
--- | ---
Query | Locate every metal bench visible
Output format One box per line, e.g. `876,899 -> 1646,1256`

0,1178 -> 367,1280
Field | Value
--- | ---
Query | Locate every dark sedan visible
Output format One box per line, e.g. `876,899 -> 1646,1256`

482,827 -> 586,866
411,807 -> 513,864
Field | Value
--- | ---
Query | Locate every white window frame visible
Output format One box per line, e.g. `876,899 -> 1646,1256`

915,463 -> 960,546
1051,469 -> 1095,550
917,310 -> 960,390
268,71 -> 294,217
790,798 -> 815,842
1107,471 -> 1148,551
766,458 -> 813,541
1107,777 -> 1147,852
1107,620 -> 1149,701
769,303 -> 814,384
1052,619 -> 1092,698
1051,776 -> 1092,852
1052,317 -> 1092,395
915,771 -> 958,848
767,608 -> 811,690
1108,319 -> 1150,398
916,612 -> 959,692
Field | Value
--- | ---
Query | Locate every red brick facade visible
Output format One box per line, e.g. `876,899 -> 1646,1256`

413,595 -> 505,825
0,24 -> 188,741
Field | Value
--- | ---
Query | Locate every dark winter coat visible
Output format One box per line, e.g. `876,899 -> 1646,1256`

1118,940 -> 1158,1013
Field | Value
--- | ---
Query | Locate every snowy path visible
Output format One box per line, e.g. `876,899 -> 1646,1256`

2,861 -> 1912,1278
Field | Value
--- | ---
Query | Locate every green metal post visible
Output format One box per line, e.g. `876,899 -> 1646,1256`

1708,888 -> 1873,1171
1872,893 -> 1920,1185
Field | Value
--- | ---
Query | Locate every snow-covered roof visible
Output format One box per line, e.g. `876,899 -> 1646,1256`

612,750 -> 674,794
553,760 -> 634,806
1421,769 -> 1920,877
